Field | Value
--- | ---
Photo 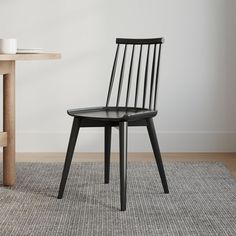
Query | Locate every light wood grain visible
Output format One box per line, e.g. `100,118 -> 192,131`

0,61 -> 12,74
0,53 -> 61,186
3,61 -> 15,186
0,53 -> 61,61
0,132 -> 7,147
13,152 -> 236,177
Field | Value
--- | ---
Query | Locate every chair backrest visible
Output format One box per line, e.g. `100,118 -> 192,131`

106,38 -> 164,110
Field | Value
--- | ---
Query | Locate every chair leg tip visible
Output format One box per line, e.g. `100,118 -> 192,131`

57,194 -> 63,199
164,189 -> 169,194
121,203 -> 126,211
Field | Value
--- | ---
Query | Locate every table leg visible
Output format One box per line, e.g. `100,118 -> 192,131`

3,61 -> 15,186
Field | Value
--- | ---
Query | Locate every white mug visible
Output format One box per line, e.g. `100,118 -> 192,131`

0,38 -> 17,54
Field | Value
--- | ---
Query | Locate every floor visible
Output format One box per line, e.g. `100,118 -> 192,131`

15,152 -> 236,177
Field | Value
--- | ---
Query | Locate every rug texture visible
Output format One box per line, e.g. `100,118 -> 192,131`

0,161 -> 235,236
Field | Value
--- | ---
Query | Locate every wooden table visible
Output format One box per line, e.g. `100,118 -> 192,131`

0,53 -> 61,186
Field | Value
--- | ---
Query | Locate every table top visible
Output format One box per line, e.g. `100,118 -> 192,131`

0,53 -> 61,61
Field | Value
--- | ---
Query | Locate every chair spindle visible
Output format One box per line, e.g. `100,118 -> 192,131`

134,45 -> 143,107
149,44 -> 157,109
154,44 -> 162,110
106,44 -> 120,107
125,45 -> 135,107
142,45 -> 150,108
116,45 -> 127,107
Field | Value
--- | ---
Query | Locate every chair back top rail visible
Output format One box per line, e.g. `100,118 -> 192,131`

116,38 -> 164,45
106,37 -> 164,110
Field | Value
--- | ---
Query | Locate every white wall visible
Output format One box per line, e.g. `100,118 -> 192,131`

0,0 -> 236,152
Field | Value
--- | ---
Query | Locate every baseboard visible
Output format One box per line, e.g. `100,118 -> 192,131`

15,130 -> 236,152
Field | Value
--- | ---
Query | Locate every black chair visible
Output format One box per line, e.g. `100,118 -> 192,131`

58,38 -> 169,211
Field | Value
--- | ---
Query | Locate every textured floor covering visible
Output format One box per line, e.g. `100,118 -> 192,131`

0,161 -> 235,236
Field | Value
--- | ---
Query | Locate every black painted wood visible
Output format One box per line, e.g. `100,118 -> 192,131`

154,44 -> 162,110
134,45 -> 143,107
106,44 -> 120,107
78,118 -> 147,128
116,45 -> 127,107
116,38 -> 164,44
142,44 -> 150,108
125,45 -> 135,107
146,118 -> 169,193
58,118 -> 81,199
149,44 -> 157,109
68,106 -> 157,122
106,38 -> 163,110
58,38 -> 168,211
104,126 -> 112,184
119,121 -> 128,211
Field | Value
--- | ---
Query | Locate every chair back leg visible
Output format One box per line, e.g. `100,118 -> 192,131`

58,118 -> 81,199
119,121 -> 128,211
146,118 -> 169,193
104,126 -> 112,184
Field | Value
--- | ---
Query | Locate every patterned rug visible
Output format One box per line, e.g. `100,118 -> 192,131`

0,161 -> 235,236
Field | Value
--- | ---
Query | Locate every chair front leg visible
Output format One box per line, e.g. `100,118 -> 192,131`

58,117 -> 81,199
146,118 -> 169,194
104,125 -> 112,184
119,121 -> 128,211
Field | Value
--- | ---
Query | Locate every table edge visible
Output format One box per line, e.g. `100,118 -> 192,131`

0,53 -> 61,61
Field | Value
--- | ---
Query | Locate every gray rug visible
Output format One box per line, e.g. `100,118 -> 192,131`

0,161 -> 235,236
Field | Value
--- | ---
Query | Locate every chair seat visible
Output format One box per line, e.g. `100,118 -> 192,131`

68,106 -> 157,122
